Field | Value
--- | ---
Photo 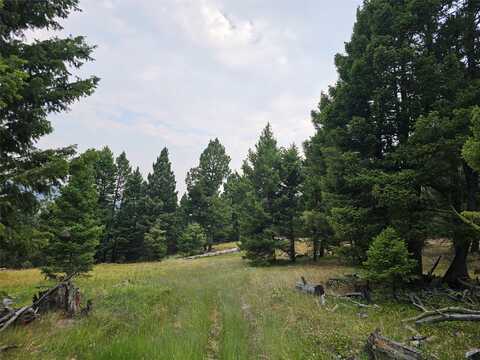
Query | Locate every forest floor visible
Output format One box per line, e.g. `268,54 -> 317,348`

0,241 -> 479,360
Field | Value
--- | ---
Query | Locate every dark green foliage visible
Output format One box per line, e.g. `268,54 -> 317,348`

363,227 -> 417,292
183,139 -> 231,250
112,167 -> 148,262
144,219 -> 167,261
0,0 -> 98,268
463,107 -> 480,173
109,152 -> 132,261
146,148 -> 178,254
239,124 -> 282,263
41,150 -> 102,278
304,0 -> 480,282
93,146 -> 117,261
178,223 -> 207,256
275,145 -> 304,262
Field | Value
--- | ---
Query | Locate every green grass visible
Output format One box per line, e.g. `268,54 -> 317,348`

1,250 -> 479,359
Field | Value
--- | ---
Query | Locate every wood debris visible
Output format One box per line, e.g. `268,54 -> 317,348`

0,275 -> 90,333
366,329 -> 423,360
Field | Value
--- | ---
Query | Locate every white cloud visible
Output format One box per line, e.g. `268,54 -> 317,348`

168,0 -> 290,68
33,0 -> 363,193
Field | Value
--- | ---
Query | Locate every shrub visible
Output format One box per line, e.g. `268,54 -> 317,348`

144,219 -> 168,261
363,227 -> 417,294
178,223 -> 207,256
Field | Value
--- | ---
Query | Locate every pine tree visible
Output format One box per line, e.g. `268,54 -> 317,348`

41,150 -> 102,278
364,227 -> 417,295
146,148 -> 178,253
109,151 -> 132,262
93,146 -> 117,262
303,133 -> 333,261
178,223 -> 207,256
144,219 -> 167,261
185,139 -> 231,250
0,0 -> 98,267
240,124 -> 282,263
275,145 -> 304,262
113,167 -> 148,262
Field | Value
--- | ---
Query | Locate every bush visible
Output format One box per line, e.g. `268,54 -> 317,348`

144,219 -> 168,261
363,227 -> 417,293
178,223 -> 207,256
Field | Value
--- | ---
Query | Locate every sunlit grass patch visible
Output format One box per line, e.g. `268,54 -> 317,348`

0,253 -> 478,359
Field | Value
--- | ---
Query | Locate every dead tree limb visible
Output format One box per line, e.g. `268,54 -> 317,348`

366,329 -> 423,360
295,278 -> 326,305
0,345 -> 18,353
466,349 -> 480,360
426,256 -> 442,279
403,307 -> 480,325
415,313 -> 480,324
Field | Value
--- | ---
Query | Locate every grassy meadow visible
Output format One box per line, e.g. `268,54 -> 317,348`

1,242 -> 479,360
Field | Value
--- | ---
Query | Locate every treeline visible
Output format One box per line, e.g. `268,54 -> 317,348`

2,1 -> 480,285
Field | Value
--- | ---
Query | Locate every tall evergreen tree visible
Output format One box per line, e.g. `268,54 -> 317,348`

113,167 -> 148,262
93,146 -> 117,261
0,0 -> 98,267
109,151 -> 131,262
185,139 -> 231,250
41,150 -> 102,278
240,124 -> 282,263
146,148 -> 178,253
275,145 -> 304,262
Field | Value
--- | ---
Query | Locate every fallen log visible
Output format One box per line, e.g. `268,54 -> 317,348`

366,329 -> 423,360
0,345 -> 18,353
466,349 -> 480,360
185,248 -> 239,260
295,277 -> 325,305
0,276 -> 88,333
403,307 -> 480,323
415,313 -> 480,324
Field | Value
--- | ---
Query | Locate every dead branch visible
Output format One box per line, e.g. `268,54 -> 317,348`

0,344 -> 18,353
466,349 -> 480,360
408,293 -> 428,313
403,306 -> 480,325
366,329 -> 423,360
415,313 -> 480,324
0,275 -> 88,333
426,256 -> 442,279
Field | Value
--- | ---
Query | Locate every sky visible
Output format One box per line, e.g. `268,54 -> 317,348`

37,0 -> 363,194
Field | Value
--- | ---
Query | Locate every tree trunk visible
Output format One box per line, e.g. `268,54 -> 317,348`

408,240 -> 423,277
444,162 -> 477,285
289,237 -> 296,262
312,237 -> 319,262
111,241 -> 117,263
444,239 -> 471,286
471,238 -> 479,253
319,239 -> 325,258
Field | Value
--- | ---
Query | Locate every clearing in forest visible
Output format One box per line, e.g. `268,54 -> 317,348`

0,247 -> 479,360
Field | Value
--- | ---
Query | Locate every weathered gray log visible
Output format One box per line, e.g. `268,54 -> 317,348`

403,307 -> 480,323
295,277 -> 325,296
366,329 -> 423,360
415,313 -> 480,324
185,248 -> 239,260
466,349 -> 480,360
295,277 -> 326,305
0,345 -> 18,353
